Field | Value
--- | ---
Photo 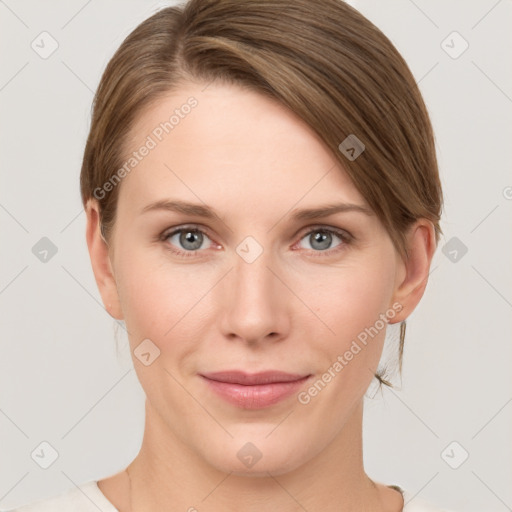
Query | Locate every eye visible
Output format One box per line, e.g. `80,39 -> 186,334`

160,225 -> 216,257
296,227 -> 351,255
159,224 -> 352,259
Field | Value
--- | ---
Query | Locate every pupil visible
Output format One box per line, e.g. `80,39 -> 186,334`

312,231 -> 331,250
181,230 -> 202,250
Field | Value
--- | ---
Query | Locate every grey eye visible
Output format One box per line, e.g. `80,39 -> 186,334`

299,230 -> 343,251
167,229 -> 209,251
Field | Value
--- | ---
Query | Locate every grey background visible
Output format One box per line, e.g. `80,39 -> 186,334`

1,1 -> 511,511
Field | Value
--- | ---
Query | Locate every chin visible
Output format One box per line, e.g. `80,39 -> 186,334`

199,433 -> 310,477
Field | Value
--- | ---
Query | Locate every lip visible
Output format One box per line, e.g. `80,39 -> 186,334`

200,370 -> 311,409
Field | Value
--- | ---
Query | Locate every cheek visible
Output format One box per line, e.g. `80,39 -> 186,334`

115,248 -> 215,342
311,258 -> 395,341
301,252 -> 397,392
295,270 -> 393,410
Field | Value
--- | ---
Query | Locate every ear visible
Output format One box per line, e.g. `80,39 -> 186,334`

85,199 -> 124,320
388,219 -> 437,324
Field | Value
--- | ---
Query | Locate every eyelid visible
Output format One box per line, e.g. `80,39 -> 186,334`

160,223 -> 214,241
296,224 -> 353,241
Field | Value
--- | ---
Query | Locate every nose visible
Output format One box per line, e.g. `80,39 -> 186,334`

219,245 -> 290,344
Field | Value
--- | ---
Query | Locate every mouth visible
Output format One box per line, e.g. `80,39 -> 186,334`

199,370 -> 312,409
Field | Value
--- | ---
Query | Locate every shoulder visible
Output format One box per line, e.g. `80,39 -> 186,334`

402,489 -> 454,512
2,481 -> 118,512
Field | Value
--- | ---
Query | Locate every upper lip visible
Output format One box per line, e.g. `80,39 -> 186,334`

200,370 -> 310,385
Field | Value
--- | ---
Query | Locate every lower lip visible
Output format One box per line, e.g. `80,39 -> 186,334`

201,376 -> 311,409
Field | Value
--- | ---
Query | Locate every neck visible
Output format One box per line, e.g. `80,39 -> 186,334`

124,399 -> 390,512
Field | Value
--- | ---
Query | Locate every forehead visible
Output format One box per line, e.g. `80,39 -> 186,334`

117,80 -> 367,212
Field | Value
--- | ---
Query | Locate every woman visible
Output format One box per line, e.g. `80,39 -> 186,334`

10,0 -> 450,510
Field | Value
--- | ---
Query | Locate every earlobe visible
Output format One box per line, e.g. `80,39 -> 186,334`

85,199 -> 124,320
388,220 -> 437,324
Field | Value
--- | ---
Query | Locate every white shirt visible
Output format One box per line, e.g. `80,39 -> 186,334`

3,481 -> 453,511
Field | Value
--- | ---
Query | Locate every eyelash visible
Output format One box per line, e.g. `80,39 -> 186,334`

158,224 -> 353,259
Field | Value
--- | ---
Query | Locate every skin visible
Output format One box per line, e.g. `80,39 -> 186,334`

86,80 -> 436,512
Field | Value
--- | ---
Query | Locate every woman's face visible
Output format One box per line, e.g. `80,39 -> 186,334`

96,80 -> 412,475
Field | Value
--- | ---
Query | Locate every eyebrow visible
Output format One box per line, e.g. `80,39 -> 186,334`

140,199 -> 374,220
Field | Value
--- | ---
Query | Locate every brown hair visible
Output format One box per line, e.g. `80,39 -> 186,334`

80,0 -> 443,388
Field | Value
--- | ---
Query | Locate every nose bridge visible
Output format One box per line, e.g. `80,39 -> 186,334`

234,248 -> 273,301
220,239 -> 288,342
